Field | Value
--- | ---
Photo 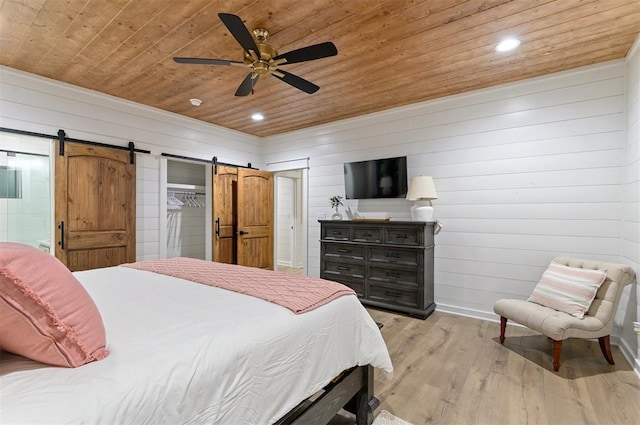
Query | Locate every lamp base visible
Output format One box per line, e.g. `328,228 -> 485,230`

410,201 -> 434,221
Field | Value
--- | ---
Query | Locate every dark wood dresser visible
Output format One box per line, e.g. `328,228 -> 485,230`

319,220 -> 435,319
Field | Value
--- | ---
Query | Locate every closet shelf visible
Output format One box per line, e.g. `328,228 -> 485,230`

167,182 -> 205,192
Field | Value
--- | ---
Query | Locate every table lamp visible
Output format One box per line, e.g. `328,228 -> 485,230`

406,176 -> 438,221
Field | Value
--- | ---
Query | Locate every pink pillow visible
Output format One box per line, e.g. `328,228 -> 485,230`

528,261 -> 607,319
0,242 -> 108,367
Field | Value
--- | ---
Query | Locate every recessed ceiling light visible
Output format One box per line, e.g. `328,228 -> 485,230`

495,38 -> 521,52
189,98 -> 202,106
251,113 -> 264,121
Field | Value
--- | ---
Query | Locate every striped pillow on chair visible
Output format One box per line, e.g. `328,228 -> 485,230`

527,261 -> 607,319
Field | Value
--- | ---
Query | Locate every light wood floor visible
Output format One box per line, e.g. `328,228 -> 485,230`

365,309 -> 640,425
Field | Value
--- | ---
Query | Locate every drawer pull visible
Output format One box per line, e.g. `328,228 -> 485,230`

337,266 -> 350,271
384,252 -> 401,258
362,232 -> 372,237
332,231 -> 343,235
385,272 -> 401,278
337,249 -> 351,253
395,234 -> 408,239
383,291 -> 401,298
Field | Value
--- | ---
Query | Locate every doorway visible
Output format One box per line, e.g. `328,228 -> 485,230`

0,134 -> 53,252
274,169 -> 305,275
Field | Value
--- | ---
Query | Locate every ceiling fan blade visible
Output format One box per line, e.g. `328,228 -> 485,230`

218,13 -> 260,57
272,69 -> 319,94
173,57 -> 243,66
235,73 -> 259,96
273,42 -> 337,65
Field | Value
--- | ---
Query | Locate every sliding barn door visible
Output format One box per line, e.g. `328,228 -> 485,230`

54,142 -> 135,271
212,165 -> 237,264
212,166 -> 274,269
237,168 -> 274,269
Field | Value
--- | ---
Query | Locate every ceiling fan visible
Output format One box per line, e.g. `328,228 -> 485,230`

174,13 -> 338,96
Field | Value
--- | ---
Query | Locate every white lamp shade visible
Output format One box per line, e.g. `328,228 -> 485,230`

406,176 -> 438,201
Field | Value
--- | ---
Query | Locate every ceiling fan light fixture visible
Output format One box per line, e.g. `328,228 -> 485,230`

495,37 -> 521,52
190,98 -> 202,106
251,113 -> 264,121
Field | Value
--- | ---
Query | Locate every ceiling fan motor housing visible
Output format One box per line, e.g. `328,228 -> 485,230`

237,28 -> 276,75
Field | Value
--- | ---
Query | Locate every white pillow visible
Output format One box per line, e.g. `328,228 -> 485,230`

528,262 -> 607,319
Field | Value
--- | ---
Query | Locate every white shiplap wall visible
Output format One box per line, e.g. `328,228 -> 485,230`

0,66 -> 261,261
622,39 -> 640,371
135,154 -> 161,260
263,59 -> 637,359
1,56 -> 637,370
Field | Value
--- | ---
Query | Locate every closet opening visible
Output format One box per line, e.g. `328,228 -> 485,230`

160,158 -> 212,261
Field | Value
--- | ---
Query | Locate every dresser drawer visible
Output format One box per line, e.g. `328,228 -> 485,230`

321,224 -> 350,241
328,277 -> 365,298
368,265 -> 419,286
323,243 -> 365,260
323,260 -> 365,279
384,227 -> 421,246
369,246 -> 420,266
352,226 -> 382,243
369,283 -> 419,308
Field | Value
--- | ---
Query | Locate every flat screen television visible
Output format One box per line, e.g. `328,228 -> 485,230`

343,156 -> 408,199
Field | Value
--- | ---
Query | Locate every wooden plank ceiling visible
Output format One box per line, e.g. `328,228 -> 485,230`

1,0 -> 639,137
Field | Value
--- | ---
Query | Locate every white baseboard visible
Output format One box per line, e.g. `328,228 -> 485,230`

435,303 -> 500,322
615,335 -> 640,380
436,304 -> 639,377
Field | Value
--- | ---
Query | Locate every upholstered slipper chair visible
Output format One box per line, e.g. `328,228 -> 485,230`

494,257 -> 636,371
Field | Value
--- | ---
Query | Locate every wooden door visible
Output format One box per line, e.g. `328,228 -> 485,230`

212,165 -> 237,264
237,168 -> 274,269
54,142 -> 135,271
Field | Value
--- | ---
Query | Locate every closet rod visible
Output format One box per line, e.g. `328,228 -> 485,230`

161,153 -> 255,170
0,127 -> 151,156
168,190 -> 206,196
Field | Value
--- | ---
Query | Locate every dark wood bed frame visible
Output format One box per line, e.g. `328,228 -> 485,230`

275,365 -> 379,425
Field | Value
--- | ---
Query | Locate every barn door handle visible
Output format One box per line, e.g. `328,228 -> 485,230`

57,221 -> 65,249
237,230 -> 249,235
215,217 -> 220,236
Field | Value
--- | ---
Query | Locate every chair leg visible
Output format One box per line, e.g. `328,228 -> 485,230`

499,317 -> 507,344
598,335 -> 615,365
552,340 -> 562,371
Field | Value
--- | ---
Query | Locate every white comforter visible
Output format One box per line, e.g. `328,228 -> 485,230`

0,266 -> 393,425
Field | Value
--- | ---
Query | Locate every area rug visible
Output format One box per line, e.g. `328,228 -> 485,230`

373,410 -> 413,425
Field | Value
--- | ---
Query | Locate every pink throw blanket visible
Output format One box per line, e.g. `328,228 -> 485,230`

120,258 -> 355,314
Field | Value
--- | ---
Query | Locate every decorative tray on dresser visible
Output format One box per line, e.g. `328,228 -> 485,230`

319,220 -> 435,319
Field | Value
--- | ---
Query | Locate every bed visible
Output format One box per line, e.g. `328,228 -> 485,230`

0,251 -> 393,425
